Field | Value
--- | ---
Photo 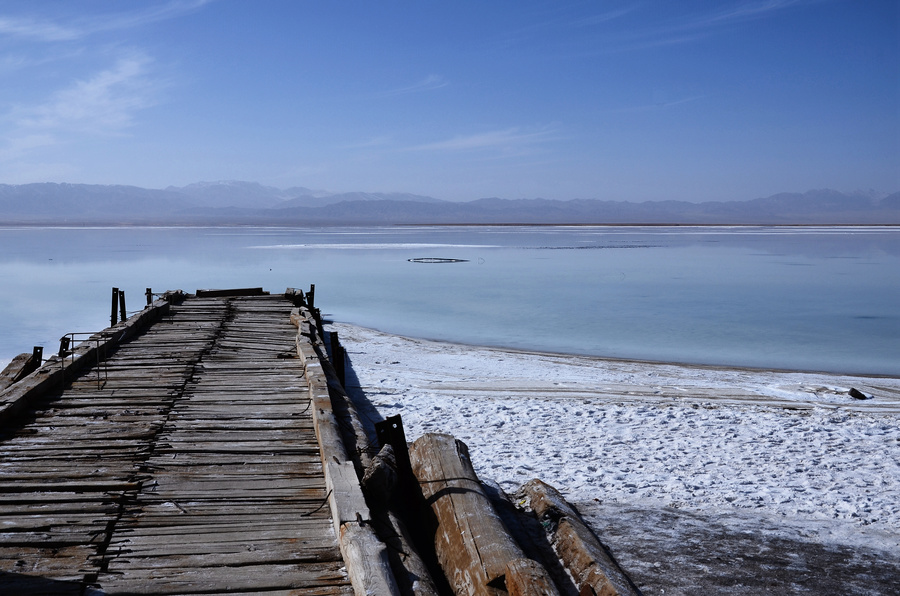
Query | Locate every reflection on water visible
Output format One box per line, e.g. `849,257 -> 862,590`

1,225 -> 898,375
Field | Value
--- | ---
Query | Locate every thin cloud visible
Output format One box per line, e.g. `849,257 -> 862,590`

504,1 -> 823,55
498,3 -> 637,46
409,127 -> 556,153
377,75 -> 448,98
610,0 -> 820,52
572,6 -> 640,27
0,133 -> 55,161
0,16 -> 79,42
611,95 -> 707,113
695,0 -> 813,28
340,136 -> 393,149
0,0 -> 215,42
10,54 -> 157,136
80,0 -> 216,36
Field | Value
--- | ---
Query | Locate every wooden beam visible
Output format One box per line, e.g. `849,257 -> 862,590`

297,307 -> 403,595
506,558 -> 561,596
361,444 -> 442,596
195,287 -> 268,297
300,306 -> 374,474
0,352 -> 36,392
409,433 -> 556,596
522,479 -> 641,596
326,460 -> 400,596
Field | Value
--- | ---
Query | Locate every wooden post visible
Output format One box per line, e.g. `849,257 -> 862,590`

118,290 -> 127,322
58,336 -> 71,358
337,345 -> 346,386
145,288 -> 153,306
308,283 -> 315,308
330,330 -> 339,363
375,415 -> 413,488
312,308 -> 324,344
330,331 -> 345,386
409,433 -> 557,595
110,287 -> 119,326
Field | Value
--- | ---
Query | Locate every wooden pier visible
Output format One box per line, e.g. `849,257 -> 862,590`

0,290 -> 369,594
0,288 -> 640,596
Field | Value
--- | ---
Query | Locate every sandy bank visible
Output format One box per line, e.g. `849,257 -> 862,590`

334,322 -> 900,556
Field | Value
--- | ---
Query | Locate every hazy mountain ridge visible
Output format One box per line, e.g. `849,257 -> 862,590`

0,182 -> 897,225
279,190 -> 447,210
165,181 -> 296,209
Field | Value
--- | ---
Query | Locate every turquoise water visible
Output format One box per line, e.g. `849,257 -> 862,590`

1,225 -> 897,375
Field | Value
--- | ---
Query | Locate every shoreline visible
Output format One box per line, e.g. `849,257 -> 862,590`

333,320 -> 900,380
4,222 -> 900,229
335,321 -> 900,553
398,222 -> 900,228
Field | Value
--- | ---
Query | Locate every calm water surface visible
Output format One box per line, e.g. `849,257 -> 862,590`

1,225 -> 897,375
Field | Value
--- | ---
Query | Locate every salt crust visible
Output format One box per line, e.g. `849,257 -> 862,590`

334,322 -> 900,552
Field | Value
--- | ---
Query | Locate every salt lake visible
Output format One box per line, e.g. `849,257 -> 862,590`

1,225 -> 897,375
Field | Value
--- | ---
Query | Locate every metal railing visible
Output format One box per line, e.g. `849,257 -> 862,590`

57,332 -> 111,390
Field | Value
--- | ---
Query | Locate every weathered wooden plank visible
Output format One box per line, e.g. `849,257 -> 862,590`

0,513 -> 118,532
0,545 -> 98,576
95,561 -> 351,594
0,493 -> 120,505
101,544 -> 342,568
0,506 -> 116,520
150,433 -> 316,446
137,478 -> 323,494
127,505 -> 332,522
125,457 -> 319,469
148,445 -> 321,456
158,420 -> 314,432
0,530 -> 106,547
0,572 -> 86,594
107,525 -> 337,546
0,481 -> 140,493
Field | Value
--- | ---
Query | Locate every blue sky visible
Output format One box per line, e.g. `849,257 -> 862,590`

0,1 -> 897,202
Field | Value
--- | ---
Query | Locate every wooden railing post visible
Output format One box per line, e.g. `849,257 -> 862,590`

145,288 -> 153,306
110,287 -> 119,326
118,290 -> 127,323
58,336 -> 71,358
23,347 -> 42,378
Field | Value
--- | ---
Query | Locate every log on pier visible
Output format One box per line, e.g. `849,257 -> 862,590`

522,479 -> 641,596
409,433 -> 558,596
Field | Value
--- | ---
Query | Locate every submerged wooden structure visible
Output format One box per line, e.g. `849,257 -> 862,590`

0,287 -> 639,596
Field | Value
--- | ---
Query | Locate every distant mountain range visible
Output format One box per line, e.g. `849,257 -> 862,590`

0,181 -> 897,225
